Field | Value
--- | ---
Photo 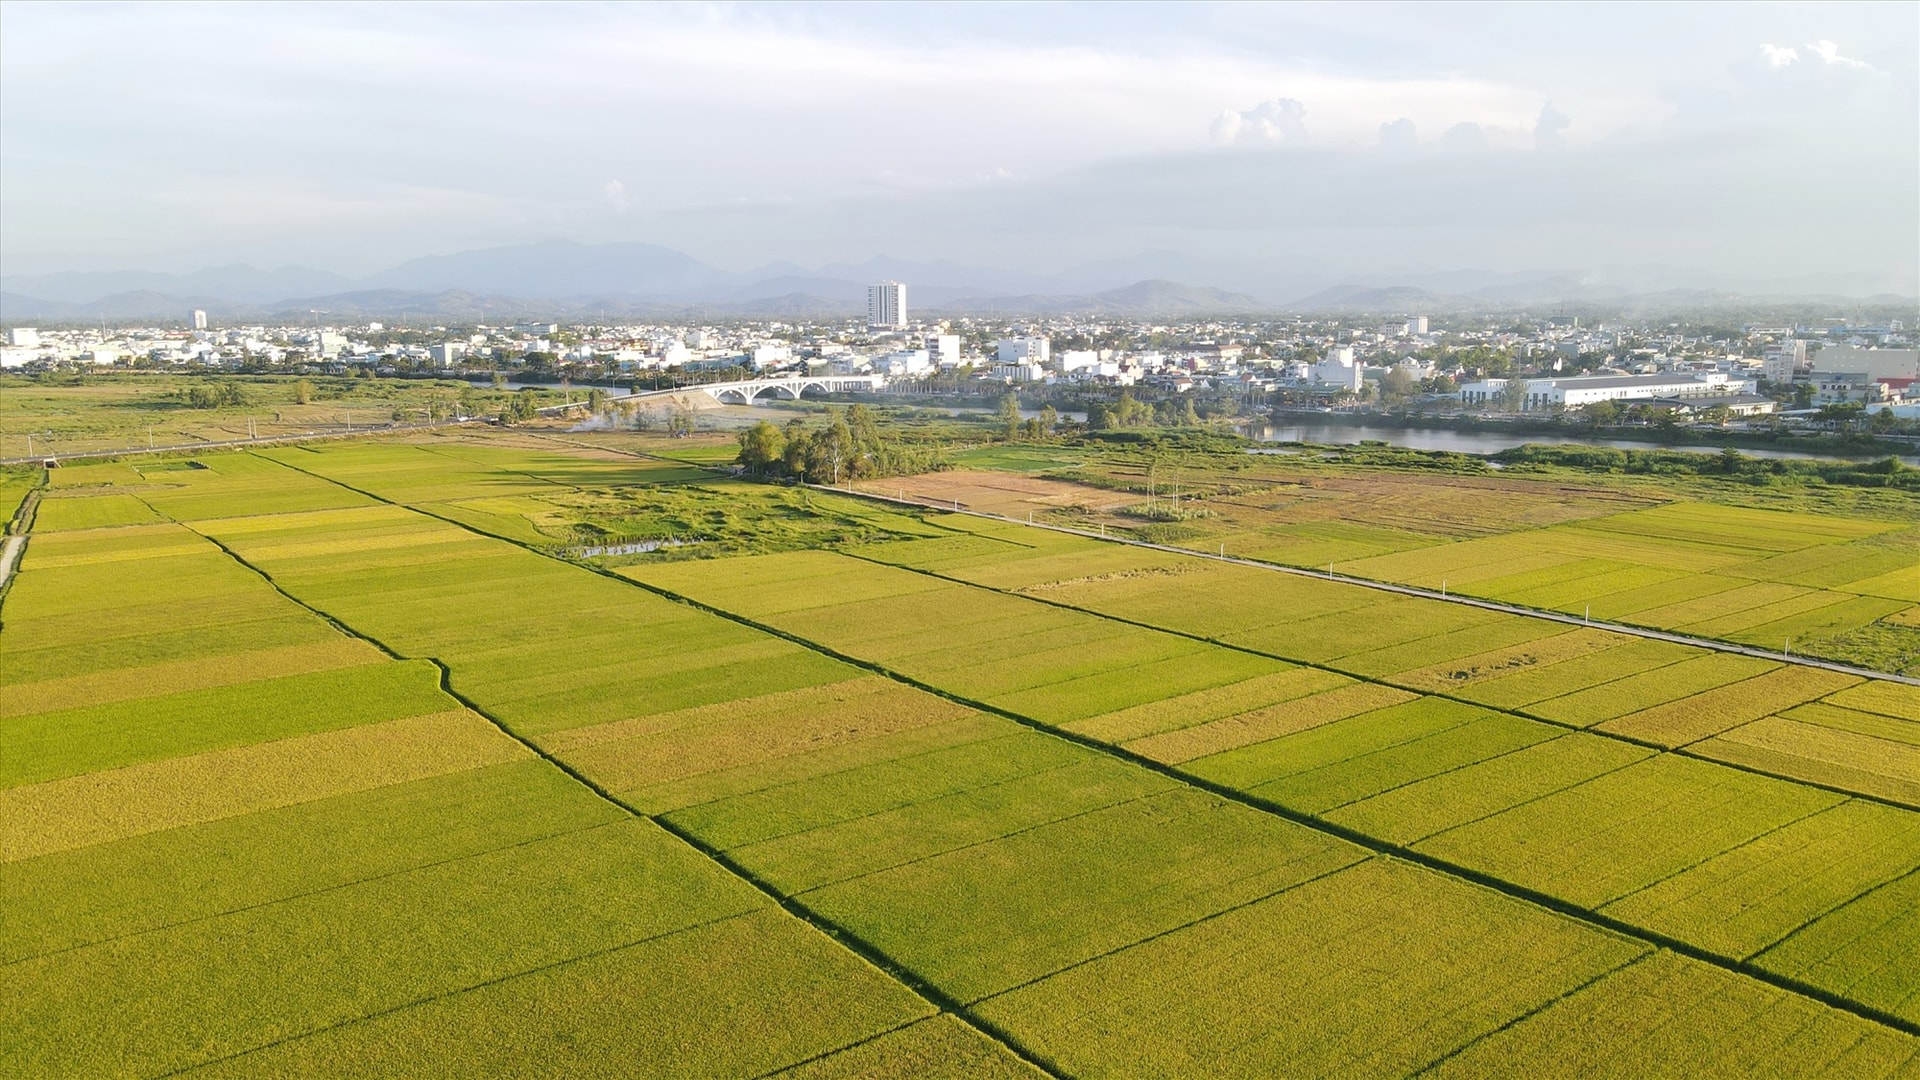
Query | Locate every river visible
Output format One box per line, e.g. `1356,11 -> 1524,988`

1246,422 -> 1920,465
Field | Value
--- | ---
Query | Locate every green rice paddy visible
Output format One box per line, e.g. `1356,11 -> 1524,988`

4,429 -> 1916,1076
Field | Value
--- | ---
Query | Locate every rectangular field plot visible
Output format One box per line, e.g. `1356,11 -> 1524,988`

1696,712 -> 1920,807
984,647 -> 1277,725
767,1015 -> 1042,1079
1525,652 -> 1779,727
259,442 -> 570,504
1826,681 -> 1920,722
801,787 -> 1365,1003
1599,801 -> 1920,960
1725,594 -> 1913,651
0,638 -> 386,718
974,859 -> 1648,1079
1,818 -> 776,1077
1029,559 -> 1394,640
182,908 -> 938,1080
1427,951 -> 1920,1080
1326,733 -> 1655,847
131,452 -> 376,521
1446,637 -> 1697,710
546,676 -> 981,800
0,708 -> 527,862
1385,627 -> 1628,693
1756,870 -> 1920,1025
0,758 -> 618,965
1414,755 -> 1844,908
1570,501 -> 1891,552
1,659 -> 459,788
1842,565 -> 1920,604
1226,596 -> 1502,664
30,491 -> 163,531
1183,698 -> 1560,814
1718,534 -> 1920,590
727,754 -> 1175,896
1329,617 -> 1573,680
1596,666 -> 1862,747
1069,667 -> 1361,746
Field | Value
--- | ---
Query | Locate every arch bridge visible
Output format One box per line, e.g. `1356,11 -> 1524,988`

689,374 -> 888,404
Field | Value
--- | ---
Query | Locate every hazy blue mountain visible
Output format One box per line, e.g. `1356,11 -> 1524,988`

934,279 -> 1266,315
362,240 -> 736,299
1287,284 -> 1461,311
0,265 -> 352,305
6,239 -> 1912,322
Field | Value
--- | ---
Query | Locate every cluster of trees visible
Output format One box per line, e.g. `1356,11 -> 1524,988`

736,405 -> 941,483
178,382 -> 248,409
995,394 -> 1058,440
499,389 -> 544,423
1086,391 -> 1199,430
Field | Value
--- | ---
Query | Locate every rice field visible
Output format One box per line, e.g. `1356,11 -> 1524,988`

872,463 -> 1920,675
5,433 -> 1916,1075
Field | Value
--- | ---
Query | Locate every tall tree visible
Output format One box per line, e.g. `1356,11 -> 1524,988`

735,420 -> 787,475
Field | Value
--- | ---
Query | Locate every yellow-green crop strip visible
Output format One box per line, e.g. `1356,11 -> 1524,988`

5,434 -> 1917,1076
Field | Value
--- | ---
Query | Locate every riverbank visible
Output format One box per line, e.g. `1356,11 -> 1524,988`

1256,409 -> 1920,464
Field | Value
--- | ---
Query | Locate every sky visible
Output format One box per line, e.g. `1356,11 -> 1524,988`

2,1 -> 1915,289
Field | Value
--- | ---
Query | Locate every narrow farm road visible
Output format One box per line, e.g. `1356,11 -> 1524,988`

0,535 -> 24,589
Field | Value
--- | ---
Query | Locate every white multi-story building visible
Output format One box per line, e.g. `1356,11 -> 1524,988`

1762,340 -> 1808,384
925,333 -> 960,368
7,327 -> 40,348
749,345 -> 793,370
1312,346 -> 1363,392
428,343 -> 463,368
1461,372 -> 1738,411
996,337 -> 1049,366
877,349 -> 931,376
191,310 -> 208,331
867,281 -> 906,329
1403,315 -> 1428,336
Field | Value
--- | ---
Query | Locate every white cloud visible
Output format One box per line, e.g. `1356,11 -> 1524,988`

1758,39 -> 1877,74
1804,39 -> 1873,71
1211,98 -> 1308,144
1378,117 -> 1417,150
1441,122 -> 1488,152
602,179 -> 629,215
1534,103 -> 1571,148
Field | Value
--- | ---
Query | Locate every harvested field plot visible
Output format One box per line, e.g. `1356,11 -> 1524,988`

855,468 -> 1137,518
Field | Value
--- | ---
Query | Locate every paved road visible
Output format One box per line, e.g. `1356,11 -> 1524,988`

0,535 -> 24,592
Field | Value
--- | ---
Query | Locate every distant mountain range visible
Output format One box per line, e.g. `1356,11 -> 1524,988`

2,239 -> 1913,323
